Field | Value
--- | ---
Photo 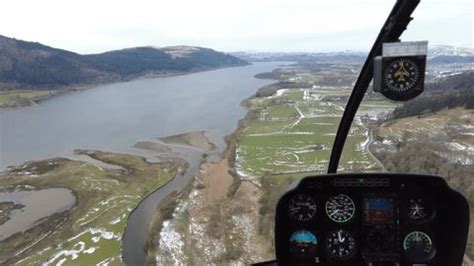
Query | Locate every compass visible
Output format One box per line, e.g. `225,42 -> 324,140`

374,55 -> 426,101
384,58 -> 420,93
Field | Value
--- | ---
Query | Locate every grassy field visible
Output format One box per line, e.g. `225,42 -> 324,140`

235,86 -> 396,245
0,150 -> 184,265
0,90 -> 52,105
236,87 -> 395,178
375,107 -> 474,146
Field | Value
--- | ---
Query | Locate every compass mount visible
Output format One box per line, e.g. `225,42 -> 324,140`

374,41 -> 428,101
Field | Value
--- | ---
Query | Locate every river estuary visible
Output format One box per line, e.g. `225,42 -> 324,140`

0,62 -> 287,264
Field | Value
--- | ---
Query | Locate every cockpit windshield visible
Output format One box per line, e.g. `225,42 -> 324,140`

0,0 -> 472,265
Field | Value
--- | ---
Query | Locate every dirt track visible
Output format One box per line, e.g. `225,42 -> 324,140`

200,160 -> 233,205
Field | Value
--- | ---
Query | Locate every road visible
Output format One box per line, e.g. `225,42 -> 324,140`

366,126 -> 387,171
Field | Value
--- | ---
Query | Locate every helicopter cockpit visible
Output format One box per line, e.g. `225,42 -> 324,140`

273,173 -> 469,265
258,0 -> 471,265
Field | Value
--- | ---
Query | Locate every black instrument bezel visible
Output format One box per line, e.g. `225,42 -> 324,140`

274,173 -> 469,266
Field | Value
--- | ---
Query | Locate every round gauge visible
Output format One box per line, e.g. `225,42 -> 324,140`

403,231 -> 435,261
325,194 -> 355,223
326,230 -> 356,259
288,194 -> 317,222
384,58 -> 420,93
408,199 -> 434,223
289,230 -> 319,258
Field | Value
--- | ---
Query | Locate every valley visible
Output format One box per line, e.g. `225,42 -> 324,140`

0,62 -> 280,265
150,74 -> 396,264
0,46 -> 473,265
150,55 -> 474,264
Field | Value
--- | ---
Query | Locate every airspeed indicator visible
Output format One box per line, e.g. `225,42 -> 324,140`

326,194 -> 355,223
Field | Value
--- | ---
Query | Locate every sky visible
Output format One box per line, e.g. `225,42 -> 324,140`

0,0 -> 472,54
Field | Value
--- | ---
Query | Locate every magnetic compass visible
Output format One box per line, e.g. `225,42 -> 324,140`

374,55 -> 426,101
384,58 -> 420,93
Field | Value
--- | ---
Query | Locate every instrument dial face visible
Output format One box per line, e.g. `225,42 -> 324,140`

289,230 -> 319,258
408,199 -> 428,221
326,194 -> 356,223
288,194 -> 317,222
326,230 -> 356,259
407,198 -> 435,224
384,58 -> 420,93
403,231 -> 434,261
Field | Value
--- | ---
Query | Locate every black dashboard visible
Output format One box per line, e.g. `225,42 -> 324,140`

274,173 -> 469,266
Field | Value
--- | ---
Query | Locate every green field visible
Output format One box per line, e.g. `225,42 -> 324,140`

239,86 -> 397,245
0,151 -> 184,265
236,87 -> 395,178
0,90 -> 52,105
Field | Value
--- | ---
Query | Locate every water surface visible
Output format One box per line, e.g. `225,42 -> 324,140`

0,62 -> 285,169
0,62 -> 287,264
0,188 -> 75,241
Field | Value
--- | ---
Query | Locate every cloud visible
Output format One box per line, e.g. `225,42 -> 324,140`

0,0 -> 471,53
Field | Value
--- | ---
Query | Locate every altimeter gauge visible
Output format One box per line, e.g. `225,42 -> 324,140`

288,194 -> 317,222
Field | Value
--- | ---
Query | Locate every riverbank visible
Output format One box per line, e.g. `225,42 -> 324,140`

149,79 -> 313,264
0,62 -> 287,264
0,64 -> 248,109
122,131 -> 218,265
0,150 -> 184,265
151,119 -> 275,264
151,78 -> 398,264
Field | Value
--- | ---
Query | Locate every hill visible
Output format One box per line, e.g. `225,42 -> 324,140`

232,45 -> 474,65
429,45 -> 474,57
428,71 -> 474,91
0,35 -> 247,90
389,71 -> 474,119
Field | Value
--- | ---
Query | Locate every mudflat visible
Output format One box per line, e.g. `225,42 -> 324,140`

159,131 -> 217,152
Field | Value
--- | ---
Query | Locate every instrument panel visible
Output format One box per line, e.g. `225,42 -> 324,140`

274,173 -> 469,266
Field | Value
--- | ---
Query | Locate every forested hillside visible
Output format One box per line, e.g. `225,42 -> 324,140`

391,71 -> 474,119
0,35 -> 246,90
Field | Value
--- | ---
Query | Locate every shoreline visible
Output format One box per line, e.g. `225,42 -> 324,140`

121,133 -> 215,265
0,63 -> 249,110
148,73 -> 281,264
0,64 -> 277,264
0,149 -> 184,265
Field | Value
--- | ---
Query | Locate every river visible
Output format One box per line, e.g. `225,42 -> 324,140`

0,62 -> 288,264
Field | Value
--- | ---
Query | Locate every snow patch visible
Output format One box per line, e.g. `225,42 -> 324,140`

109,217 -> 121,225
156,202 -> 189,265
83,247 -> 96,254
43,242 -> 86,265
